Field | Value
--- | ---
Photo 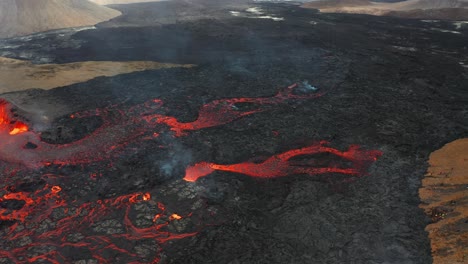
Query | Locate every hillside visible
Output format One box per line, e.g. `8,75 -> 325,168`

0,0 -> 121,38
303,0 -> 468,20
90,0 -> 165,5
0,57 -> 194,93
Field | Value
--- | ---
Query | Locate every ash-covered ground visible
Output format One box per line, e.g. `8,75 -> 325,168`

0,1 -> 467,263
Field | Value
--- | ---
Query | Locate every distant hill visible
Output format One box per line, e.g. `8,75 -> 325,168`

0,0 -> 121,39
89,0 -> 166,4
303,0 -> 468,20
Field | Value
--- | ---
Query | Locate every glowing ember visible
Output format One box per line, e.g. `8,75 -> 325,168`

9,122 -> 28,135
51,185 -> 62,193
170,213 -> 183,220
143,192 -> 151,201
184,141 -> 382,182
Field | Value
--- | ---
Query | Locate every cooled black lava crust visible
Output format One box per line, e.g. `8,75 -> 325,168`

1,1 -> 467,263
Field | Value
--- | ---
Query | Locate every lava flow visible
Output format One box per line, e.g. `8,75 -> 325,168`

0,84 -> 368,263
0,99 -> 29,136
0,183 -> 196,263
184,141 -> 383,182
145,83 -> 323,136
0,83 -> 320,168
0,98 -> 153,168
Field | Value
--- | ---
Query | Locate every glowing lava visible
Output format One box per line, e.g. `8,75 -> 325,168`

0,99 -> 29,136
0,83 -> 379,263
0,184 -> 65,222
0,183 -> 196,263
0,83 -> 321,168
0,99 -> 152,168
184,141 -> 382,182
145,83 -> 323,136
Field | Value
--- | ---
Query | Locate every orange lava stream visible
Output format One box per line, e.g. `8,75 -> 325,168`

0,83 -> 321,168
184,141 -> 382,182
144,83 -> 323,136
0,99 -> 153,168
0,83 -> 383,263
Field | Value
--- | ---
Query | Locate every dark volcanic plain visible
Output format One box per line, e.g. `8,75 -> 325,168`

0,1 -> 467,263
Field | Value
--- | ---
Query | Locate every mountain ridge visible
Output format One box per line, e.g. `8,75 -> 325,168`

0,0 -> 121,38
303,0 -> 468,20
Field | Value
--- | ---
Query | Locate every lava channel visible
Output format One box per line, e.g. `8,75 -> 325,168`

0,83 -> 320,168
0,184 -> 196,263
143,83 -> 323,136
0,98 -> 157,168
184,141 -> 383,182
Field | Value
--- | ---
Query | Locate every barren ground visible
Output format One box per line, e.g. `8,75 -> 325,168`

0,56 -> 193,93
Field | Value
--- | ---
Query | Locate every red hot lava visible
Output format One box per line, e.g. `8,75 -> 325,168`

0,83 -> 321,168
184,141 -> 382,182
146,83 -> 323,136
0,183 -> 196,263
0,99 -> 29,136
0,83 -> 382,263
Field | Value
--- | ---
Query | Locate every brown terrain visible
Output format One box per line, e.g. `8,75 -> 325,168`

303,0 -> 468,20
420,139 -> 468,263
0,57 -> 194,93
90,0 -> 166,5
0,0 -> 121,38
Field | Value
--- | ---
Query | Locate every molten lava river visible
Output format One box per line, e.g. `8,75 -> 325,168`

0,84 -> 382,263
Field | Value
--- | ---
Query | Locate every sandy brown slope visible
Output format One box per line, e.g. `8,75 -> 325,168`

303,0 -> 468,20
420,138 -> 468,263
90,0 -> 166,5
0,57 -> 194,94
386,7 -> 468,19
0,0 -> 121,38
